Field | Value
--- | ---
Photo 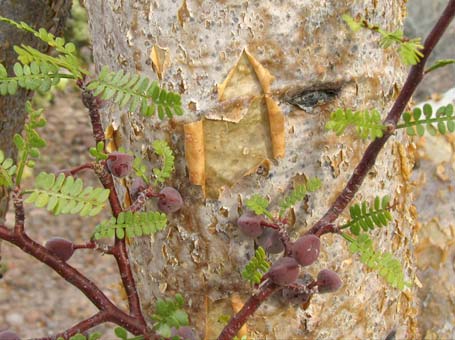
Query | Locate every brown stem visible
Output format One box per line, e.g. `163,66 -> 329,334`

129,186 -> 160,212
0,224 -> 147,337
81,87 -> 146,325
56,162 -> 95,176
39,311 -> 109,340
218,280 -> 279,340
307,0 -> 455,235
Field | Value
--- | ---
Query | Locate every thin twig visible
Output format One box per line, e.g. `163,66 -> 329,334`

307,0 -> 455,235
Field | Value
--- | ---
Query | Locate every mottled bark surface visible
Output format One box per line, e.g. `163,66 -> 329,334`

85,1 -> 418,338
0,0 -> 71,218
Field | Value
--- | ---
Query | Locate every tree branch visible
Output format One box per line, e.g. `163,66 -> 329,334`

80,86 -> 146,325
307,0 -> 455,235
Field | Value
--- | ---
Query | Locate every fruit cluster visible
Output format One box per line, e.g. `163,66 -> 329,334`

237,211 -> 342,294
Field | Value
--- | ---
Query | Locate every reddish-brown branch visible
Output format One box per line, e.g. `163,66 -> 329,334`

40,311 -> 109,340
129,186 -> 160,212
0,224 -> 148,337
56,162 -> 95,176
218,280 -> 279,340
307,0 -> 455,235
81,86 -> 146,325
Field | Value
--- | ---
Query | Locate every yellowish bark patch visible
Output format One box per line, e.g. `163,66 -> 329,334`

184,49 -> 285,198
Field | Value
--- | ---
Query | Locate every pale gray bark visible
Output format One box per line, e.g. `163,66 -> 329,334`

85,1 -> 418,338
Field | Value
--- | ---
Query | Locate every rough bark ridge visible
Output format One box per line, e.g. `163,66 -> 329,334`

85,1 -> 418,338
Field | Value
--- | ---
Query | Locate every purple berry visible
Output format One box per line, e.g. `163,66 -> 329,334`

256,228 -> 284,254
45,237 -> 74,262
316,269 -> 342,293
291,235 -> 320,266
268,257 -> 300,286
171,326 -> 199,340
237,212 -> 265,238
0,330 -> 20,340
106,152 -> 134,178
158,187 -> 183,213
130,177 -> 147,201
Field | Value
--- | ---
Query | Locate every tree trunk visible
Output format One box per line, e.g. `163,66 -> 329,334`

0,0 -> 71,261
85,1 -> 418,338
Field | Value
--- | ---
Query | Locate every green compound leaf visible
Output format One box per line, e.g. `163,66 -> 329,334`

342,14 -> 423,66
279,177 -> 321,217
326,108 -> 386,140
0,149 -> 17,188
241,246 -> 271,284
245,194 -> 272,219
425,59 -> 455,74
0,16 -> 85,78
151,293 -> 189,338
152,140 -> 175,184
14,101 -> 47,186
24,172 -> 109,216
89,141 -> 108,161
93,211 -> 167,240
397,104 -> 455,136
0,61 -> 71,96
344,233 -> 409,290
86,66 -> 184,119
341,196 -> 393,235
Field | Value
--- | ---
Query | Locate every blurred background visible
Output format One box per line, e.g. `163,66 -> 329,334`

0,0 -> 454,338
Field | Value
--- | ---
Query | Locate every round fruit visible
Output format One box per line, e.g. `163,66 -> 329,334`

268,257 -> 300,286
45,237 -> 74,262
316,269 -> 342,293
256,228 -> 284,254
291,234 -> 320,266
158,187 -> 183,213
237,211 -> 264,238
130,177 -> 147,201
0,330 -> 20,340
106,152 -> 134,178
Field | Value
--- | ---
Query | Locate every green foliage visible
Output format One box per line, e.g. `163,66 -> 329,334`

425,59 -> 455,74
245,195 -> 273,219
24,172 -> 110,216
114,327 -> 144,340
151,294 -> 189,338
377,29 -> 424,65
341,196 -> 392,235
152,140 -> 175,184
397,103 -> 455,136
14,101 -> 47,185
241,247 -> 271,284
278,177 -> 321,217
133,156 -> 149,183
89,141 -> 108,161
0,61 -> 70,95
341,14 -> 362,32
0,150 -> 17,188
86,66 -> 184,118
0,16 -> 84,78
344,233 -> 409,290
326,108 -> 385,139
93,211 -> 167,240
342,14 -> 423,65
57,332 -> 101,340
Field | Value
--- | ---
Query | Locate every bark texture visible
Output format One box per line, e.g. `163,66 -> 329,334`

0,0 -> 71,218
85,1 -> 418,338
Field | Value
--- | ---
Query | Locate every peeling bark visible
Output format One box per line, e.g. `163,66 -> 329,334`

85,1 -> 418,338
